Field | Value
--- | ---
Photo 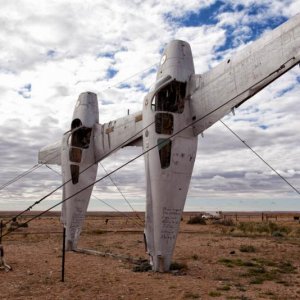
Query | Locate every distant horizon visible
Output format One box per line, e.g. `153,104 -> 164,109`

1,209 -> 300,214
2,195 -> 300,213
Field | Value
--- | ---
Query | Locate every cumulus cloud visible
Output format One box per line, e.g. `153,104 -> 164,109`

1,0 -> 300,212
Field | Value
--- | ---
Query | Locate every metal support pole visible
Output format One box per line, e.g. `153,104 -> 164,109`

0,219 -> 3,244
61,227 -> 66,282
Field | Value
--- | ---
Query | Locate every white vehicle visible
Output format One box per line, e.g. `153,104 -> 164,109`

39,14 -> 300,272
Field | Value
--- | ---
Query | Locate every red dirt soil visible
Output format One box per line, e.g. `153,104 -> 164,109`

1,213 -> 300,299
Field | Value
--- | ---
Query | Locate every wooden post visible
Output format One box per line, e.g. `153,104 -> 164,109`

61,227 -> 66,282
262,213 -> 264,222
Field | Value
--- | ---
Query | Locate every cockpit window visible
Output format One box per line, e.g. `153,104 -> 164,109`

71,118 -> 82,130
69,127 -> 92,163
68,119 -> 93,184
69,148 -> 82,163
70,164 -> 79,184
158,138 -> 172,169
155,113 -> 173,135
152,80 -> 186,113
71,127 -> 92,149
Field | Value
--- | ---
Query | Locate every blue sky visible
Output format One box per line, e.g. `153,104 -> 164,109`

0,0 -> 300,212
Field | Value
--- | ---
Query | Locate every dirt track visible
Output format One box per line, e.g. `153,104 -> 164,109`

1,214 -> 300,299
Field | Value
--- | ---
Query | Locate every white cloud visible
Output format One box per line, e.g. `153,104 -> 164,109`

1,0 -> 300,212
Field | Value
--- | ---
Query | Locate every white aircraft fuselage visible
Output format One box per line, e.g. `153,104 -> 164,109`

143,41 -> 198,271
61,93 -> 99,250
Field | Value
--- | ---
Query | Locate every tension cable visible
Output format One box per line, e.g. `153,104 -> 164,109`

46,165 -> 144,227
2,63 -> 157,221
4,68 -> 298,238
220,120 -> 300,195
2,153 -> 62,226
0,164 -> 41,191
99,162 -> 143,223
0,149 -> 61,193
102,63 -> 158,91
2,119 -> 154,228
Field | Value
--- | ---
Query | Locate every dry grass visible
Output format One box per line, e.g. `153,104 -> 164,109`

1,213 -> 300,299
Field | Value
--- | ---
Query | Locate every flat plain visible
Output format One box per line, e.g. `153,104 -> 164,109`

1,212 -> 300,299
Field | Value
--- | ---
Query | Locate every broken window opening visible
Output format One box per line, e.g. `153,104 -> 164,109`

155,113 -> 174,135
71,127 -> 92,149
158,138 -> 172,169
70,118 -> 92,149
69,147 -> 82,163
152,81 -> 186,113
70,164 -> 79,184
71,118 -> 82,130
69,120 -> 92,163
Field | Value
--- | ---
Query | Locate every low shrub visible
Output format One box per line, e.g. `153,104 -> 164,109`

169,261 -> 188,271
187,215 -> 206,225
239,245 -> 256,253
237,221 -> 291,236
208,291 -> 221,297
213,218 -> 235,226
183,291 -> 200,299
272,231 -> 284,237
217,284 -> 230,291
133,261 -> 152,272
191,254 -> 199,260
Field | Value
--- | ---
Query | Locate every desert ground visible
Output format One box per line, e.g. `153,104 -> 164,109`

1,211 -> 300,299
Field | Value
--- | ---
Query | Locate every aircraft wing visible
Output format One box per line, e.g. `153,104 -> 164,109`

38,140 -> 62,165
189,13 -> 300,135
38,111 -> 143,166
93,111 -> 143,161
